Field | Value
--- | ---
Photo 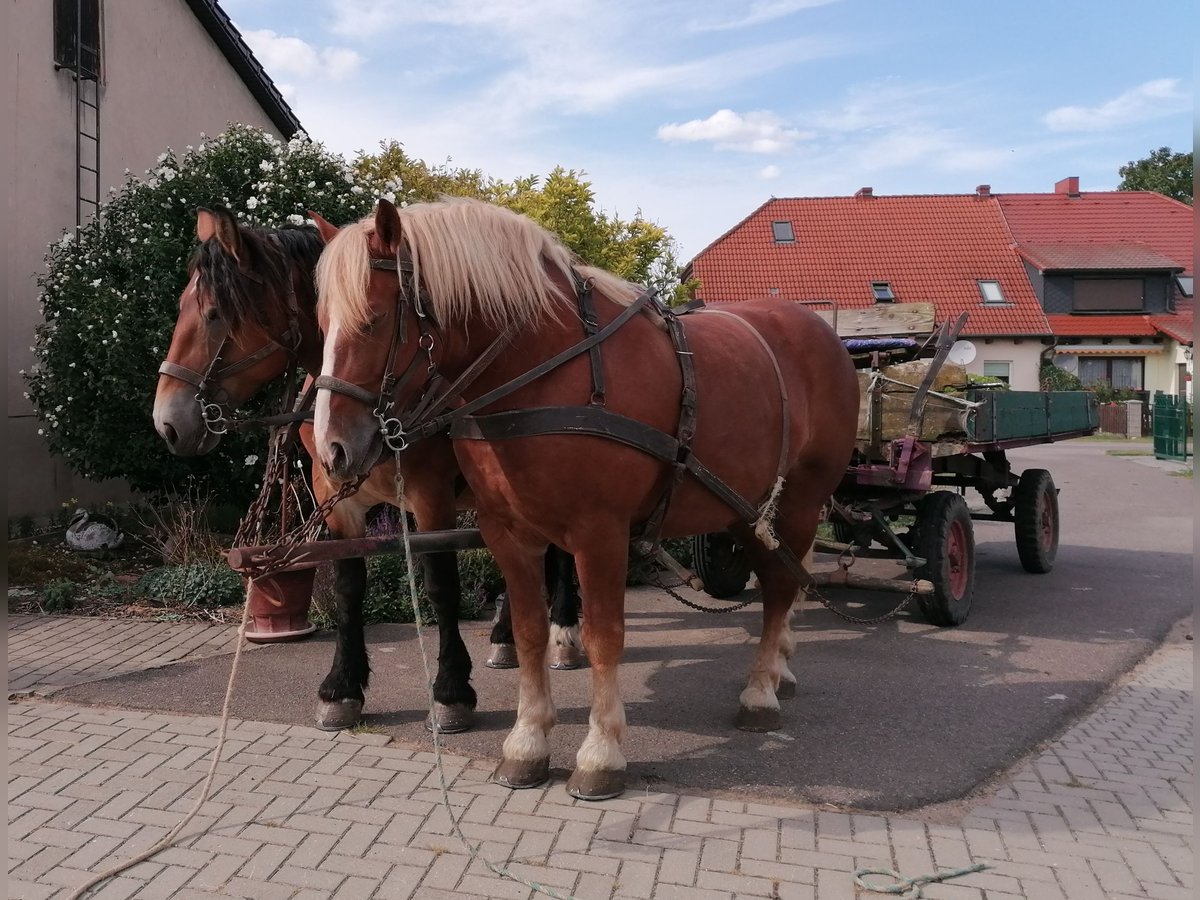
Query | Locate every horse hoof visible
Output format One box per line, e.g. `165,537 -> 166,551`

487,644 -> 519,669
567,768 -> 625,801
426,702 -> 474,734
316,699 -> 363,731
494,757 -> 550,790
549,644 -> 586,670
776,679 -> 796,700
735,705 -> 781,733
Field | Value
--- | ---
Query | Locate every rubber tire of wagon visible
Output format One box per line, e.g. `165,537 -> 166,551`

691,532 -> 752,599
1013,468 -> 1059,574
914,492 -> 975,627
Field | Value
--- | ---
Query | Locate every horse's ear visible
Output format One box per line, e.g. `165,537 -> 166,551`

374,198 -> 403,254
196,208 -> 217,242
210,206 -> 242,262
308,211 -> 340,245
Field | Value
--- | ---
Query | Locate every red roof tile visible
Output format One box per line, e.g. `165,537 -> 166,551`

1018,242 -> 1182,272
1046,314 -> 1158,337
688,195 -> 1048,336
997,191 -> 1193,276
1152,299 -> 1193,344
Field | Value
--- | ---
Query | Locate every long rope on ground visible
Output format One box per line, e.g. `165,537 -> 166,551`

393,465 -> 581,900
854,862 -> 990,899
66,596 -> 253,900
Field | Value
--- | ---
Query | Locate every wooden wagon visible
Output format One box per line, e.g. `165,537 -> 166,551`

692,303 -> 1100,627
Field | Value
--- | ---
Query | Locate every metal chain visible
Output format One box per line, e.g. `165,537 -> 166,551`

806,582 -> 916,626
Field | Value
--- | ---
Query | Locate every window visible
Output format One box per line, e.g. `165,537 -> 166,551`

1073,278 -> 1143,312
54,0 -> 102,79
771,221 -> 795,243
978,280 -> 1006,304
982,361 -> 1011,384
871,281 -> 895,302
1078,356 -> 1144,390
1176,275 -> 1194,297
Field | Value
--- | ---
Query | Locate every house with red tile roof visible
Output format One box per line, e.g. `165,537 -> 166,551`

685,179 -> 1193,398
997,178 -> 1192,401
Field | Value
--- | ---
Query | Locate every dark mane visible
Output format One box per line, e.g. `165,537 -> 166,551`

187,224 -> 323,331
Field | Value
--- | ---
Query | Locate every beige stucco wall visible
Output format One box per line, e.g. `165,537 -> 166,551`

965,339 -> 1045,391
5,0 -> 285,518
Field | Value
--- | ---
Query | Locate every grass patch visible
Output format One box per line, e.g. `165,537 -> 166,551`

1169,468 -> 1193,478
1072,433 -> 1151,442
1106,449 -> 1154,457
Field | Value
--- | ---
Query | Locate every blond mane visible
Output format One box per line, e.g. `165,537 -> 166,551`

316,197 -> 641,335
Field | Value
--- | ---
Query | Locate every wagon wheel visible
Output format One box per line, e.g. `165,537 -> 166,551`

1013,469 -> 1059,574
913,492 -> 975,627
690,532 -> 752,599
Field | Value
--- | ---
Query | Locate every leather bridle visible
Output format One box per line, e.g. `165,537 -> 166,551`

157,267 -> 304,435
313,256 -> 444,452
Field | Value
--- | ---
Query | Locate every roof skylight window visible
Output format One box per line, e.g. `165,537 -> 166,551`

871,281 -> 895,302
978,280 -> 1006,304
772,221 -> 795,243
1176,275 -> 1193,297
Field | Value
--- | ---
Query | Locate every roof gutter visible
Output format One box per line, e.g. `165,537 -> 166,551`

183,0 -> 302,138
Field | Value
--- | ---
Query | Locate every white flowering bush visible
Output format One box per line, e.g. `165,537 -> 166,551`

25,124 -> 401,503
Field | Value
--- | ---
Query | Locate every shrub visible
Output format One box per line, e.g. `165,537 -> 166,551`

42,579 -> 78,612
23,124 -> 400,506
1039,364 -> 1083,392
138,563 -> 245,607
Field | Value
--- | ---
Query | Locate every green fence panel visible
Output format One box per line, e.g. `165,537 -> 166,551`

1152,392 -> 1191,461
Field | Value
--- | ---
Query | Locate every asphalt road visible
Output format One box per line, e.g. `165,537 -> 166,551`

61,441 -> 1193,811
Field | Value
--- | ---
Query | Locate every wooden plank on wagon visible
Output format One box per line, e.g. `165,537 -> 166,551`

836,302 -> 936,337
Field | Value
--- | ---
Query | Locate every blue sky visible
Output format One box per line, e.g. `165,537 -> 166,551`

225,0 -> 1194,263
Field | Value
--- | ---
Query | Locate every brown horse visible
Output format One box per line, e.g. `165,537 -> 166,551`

311,197 -> 859,800
152,207 -> 583,735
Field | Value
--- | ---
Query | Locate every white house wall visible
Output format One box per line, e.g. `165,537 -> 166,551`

5,0 -> 282,518
965,339 -> 1045,391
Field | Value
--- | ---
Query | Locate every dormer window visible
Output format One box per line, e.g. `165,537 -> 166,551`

978,280 -> 1006,304
771,221 -> 795,243
871,281 -> 895,302
1176,275 -> 1193,297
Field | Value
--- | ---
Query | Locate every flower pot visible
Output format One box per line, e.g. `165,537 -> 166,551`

243,563 -> 318,644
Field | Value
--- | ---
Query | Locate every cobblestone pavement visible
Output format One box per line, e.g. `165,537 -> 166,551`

7,620 -> 1191,900
7,616 -> 250,695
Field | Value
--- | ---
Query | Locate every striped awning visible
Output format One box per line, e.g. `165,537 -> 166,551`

1056,344 -> 1165,356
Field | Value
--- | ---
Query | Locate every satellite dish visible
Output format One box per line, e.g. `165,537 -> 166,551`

948,340 -> 977,365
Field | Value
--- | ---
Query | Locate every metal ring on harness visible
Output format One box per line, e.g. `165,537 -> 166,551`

199,399 -> 230,435
378,415 -> 409,451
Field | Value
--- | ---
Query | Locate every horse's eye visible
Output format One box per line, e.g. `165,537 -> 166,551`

205,308 -> 220,322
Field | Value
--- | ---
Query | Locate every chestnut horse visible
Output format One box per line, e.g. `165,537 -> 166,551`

152,207 -> 583,735
312,198 -> 859,800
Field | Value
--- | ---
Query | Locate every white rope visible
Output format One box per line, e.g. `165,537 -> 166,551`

66,594 -> 253,899
393,463 -> 579,900
753,476 -> 785,550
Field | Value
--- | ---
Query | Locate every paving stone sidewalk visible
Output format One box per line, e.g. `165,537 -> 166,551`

7,615 -> 250,695
6,622 -> 1193,899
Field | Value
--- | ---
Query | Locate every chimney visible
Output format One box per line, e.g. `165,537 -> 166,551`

975,184 -> 991,199
854,186 -> 874,199
1054,176 -> 1080,197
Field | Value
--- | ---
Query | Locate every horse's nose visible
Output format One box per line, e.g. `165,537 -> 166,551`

158,421 -> 179,448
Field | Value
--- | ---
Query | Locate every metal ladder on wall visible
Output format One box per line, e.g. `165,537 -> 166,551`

72,2 -> 101,229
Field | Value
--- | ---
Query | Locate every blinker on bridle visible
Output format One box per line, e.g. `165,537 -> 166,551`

313,256 -> 439,452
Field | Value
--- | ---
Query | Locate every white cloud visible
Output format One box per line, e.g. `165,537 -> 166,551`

1042,78 -> 1190,132
658,109 -> 812,154
759,164 -> 782,179
688,0 -> 843,33
242,28 -> 363,81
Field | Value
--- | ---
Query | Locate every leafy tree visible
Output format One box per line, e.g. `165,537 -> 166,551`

1117,147 -> 1193,204
24,125 -> 388,503
356,142 -> 694,296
